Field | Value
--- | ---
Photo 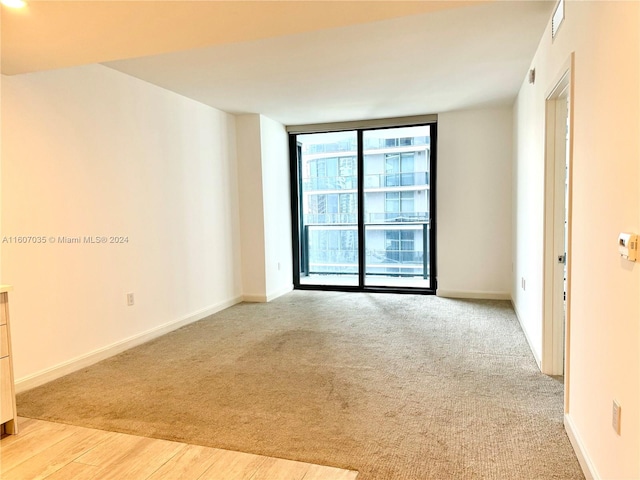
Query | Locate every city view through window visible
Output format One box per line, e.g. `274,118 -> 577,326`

296,125 -> 432,289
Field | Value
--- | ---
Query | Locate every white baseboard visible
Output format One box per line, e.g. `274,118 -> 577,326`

242,293 -> 268,303
510,295 -> 542,369
565,413 -> 599,480
243,284 -> 293,303
15,295 -> 243,394
266,284 -> 293,302
436,289 -> 511,300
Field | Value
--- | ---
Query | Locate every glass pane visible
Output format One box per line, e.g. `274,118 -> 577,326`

401,153 -> 415,186
363,125 -> 431,288
401,153 -> 414,171
298,131 -> 359,286
401,192 -> 414,215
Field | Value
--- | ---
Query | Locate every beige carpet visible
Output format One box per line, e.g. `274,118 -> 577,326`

18,291 -> 584,479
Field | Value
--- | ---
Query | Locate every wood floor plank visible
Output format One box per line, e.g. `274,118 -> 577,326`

89,437 -> 186,480
0,417 -> 66,449
145,444 -> 224,480
0,417 -> 36,440
249,456 -> 311,480
1,419 -> 358,480
41,461 -> 102,480
197,448 -> 266,480
302,464 -> 359,480
73,431 -> 151,466
1,428 -> 105,480
0,421 -> 77,472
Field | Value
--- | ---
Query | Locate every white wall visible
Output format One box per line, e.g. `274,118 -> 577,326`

236,114 -> 292,302
437,107 -> 512,299
1,64 -> 243,385
0,8 -> 3,280
512,85 -> 545,362
260,115 -> 293,299
513,3 -> 640,478
236,115 -> 267,299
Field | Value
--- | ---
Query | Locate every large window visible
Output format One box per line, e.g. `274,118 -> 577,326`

290,120 -> 437,292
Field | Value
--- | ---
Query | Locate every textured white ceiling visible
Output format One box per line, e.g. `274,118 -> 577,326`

104,2 -> 552,125
1,1 -> 476,75
2,1 -> 553,126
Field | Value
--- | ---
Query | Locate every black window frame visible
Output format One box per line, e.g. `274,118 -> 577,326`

288,121 -> 437,295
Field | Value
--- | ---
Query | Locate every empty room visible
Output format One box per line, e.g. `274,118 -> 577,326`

1,1 -> 638,479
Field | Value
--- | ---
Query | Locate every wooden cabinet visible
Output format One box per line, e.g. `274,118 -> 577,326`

0,286 -> 18,435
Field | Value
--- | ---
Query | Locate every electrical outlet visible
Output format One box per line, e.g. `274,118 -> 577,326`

612,400 -> 621,435
521,277 -> 526,290
127,293 -> 135,306
277,262 -> 281,271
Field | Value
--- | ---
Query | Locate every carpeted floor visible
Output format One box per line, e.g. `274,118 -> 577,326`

18,291 -> 584,479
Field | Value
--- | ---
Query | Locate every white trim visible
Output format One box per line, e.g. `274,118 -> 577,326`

243,285 -> 293,303
242,293 -> 268,303
266,284 -> 293,302
510,296 -> 542,369
542,59 -> 572,376
564,413 -> 599,480
15,296 -> 243,393
436,289 -> 510,300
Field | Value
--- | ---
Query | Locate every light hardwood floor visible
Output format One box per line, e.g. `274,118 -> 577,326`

0,418 -> 358,480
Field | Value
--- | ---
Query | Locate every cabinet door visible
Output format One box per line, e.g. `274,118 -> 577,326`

1,357 -> 14,423
1,325 -> 9,358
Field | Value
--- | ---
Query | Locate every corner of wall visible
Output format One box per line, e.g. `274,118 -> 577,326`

510,294 -> 542,369
564,414 -> 599,480
258,115 -> 294,299
235,114 -> 267,298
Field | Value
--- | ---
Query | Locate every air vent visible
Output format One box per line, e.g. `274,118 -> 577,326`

552,0 -> 565,39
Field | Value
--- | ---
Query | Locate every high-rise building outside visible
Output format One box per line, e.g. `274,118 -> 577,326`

297,126 -> 431,286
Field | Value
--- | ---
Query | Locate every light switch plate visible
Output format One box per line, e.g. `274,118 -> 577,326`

612,400 -> 621,435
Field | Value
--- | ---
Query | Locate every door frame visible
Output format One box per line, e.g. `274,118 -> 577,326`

542,53 -> 574,410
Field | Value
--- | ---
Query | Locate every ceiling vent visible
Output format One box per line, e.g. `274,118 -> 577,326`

552,0 -> 565,39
